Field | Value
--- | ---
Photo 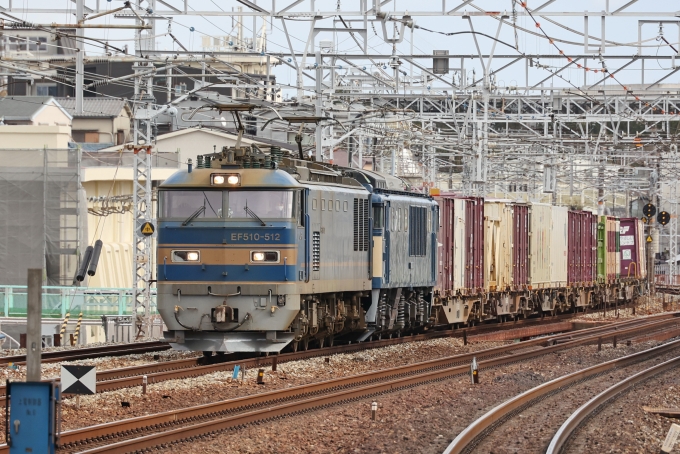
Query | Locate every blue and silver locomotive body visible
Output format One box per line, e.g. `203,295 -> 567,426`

158,146 -> 437,353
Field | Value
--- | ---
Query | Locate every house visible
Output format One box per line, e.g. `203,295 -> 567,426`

56,97 -> 132,146
99,126 -> 294,169
0,96 -> 71,126
0,96 -> 73,148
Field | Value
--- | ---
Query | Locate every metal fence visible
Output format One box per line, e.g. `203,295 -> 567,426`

0,285 -> 158,318
654,264 -> 680,285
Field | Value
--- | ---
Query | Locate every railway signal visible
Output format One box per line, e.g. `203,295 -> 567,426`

658,211 -> 671,226
643,203 -> 657,218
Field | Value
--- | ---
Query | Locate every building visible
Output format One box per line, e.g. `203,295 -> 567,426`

0,96 -> 73,148
56,97 -> 132,147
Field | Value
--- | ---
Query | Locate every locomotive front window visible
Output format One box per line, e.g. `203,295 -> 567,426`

160,191 -> 223,219
228,191 -> 293,219
373,205 -> 384,229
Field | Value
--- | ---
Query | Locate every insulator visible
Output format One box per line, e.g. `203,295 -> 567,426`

87,240 -> 103,276
76,246 -> 93,282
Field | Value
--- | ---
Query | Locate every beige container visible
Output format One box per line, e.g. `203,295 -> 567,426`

484,200 -> 514,292
528,203 -> 552,289
550,206 -> 569,287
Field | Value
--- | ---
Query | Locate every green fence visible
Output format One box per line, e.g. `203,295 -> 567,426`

0,286 -> 158,319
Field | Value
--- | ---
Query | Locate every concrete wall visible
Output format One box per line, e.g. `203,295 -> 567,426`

0,125 -> 72,148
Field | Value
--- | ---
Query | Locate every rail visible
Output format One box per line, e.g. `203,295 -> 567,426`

442,338 -> 680,454
546,355 -> 680,454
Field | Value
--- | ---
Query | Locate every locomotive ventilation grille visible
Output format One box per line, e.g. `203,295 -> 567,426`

354,198 -> 369,252
312,231 -> 321,271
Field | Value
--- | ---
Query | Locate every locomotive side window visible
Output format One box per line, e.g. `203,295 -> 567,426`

160,190 -> 223,219
373,205 -> 384,229
228,191 -> 293,219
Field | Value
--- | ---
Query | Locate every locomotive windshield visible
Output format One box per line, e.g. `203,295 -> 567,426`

160,190 -> 223,219
227,190 -> 293,219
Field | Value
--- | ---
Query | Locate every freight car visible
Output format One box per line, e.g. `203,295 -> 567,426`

432,194 -> 647,326
157,145 -> 437,353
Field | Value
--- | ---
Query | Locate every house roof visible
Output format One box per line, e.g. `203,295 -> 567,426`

55,97 -> 130,118
0,96 -> 72,121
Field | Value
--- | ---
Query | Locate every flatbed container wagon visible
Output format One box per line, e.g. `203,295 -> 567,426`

433,194 -> 483,325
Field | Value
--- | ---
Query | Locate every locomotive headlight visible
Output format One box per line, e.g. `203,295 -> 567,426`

171,250 -> 201,262
250,251 -> 280,262
211,174 -> 240,186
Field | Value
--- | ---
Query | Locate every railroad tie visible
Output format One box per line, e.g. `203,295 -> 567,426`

60,312 -> 71,344
72,312 -> 83,346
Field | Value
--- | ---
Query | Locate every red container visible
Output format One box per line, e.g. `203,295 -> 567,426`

619,217 -> 641,278
568,210 -> 596,286
434,194 -> 484,295
513,204 -> 529,289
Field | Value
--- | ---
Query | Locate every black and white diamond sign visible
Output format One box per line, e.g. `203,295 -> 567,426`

61,365 -> 96,395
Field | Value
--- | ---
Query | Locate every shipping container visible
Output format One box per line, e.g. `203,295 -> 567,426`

619,217 -> 645,279
483,200 -> 514,292
568,210 -> 596,286
513,204 -> 529,289
434,195 -> 484,295
550,206 -> 569,287
528,203 -> 552,288
598,216 -> 620,283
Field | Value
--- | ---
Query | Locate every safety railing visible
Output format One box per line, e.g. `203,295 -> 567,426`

0,286 -> 158,319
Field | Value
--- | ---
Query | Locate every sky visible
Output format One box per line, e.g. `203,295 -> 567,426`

5,0 -> 680,97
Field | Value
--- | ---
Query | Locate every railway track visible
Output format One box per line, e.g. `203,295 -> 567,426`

0,312 -> 599,403
545,354 -> 680,454
0,341 -> 169,366
443,336 -> 680,454
0,314 -> 672,454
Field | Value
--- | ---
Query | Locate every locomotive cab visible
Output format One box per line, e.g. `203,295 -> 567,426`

157,147 -> 303,353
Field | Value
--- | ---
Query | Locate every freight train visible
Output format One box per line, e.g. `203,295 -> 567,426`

156,145 -> 647,354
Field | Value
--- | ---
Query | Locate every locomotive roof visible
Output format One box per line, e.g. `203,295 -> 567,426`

159,167 -> 302,189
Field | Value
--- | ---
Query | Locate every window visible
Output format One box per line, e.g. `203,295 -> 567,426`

343,201 -> 348,212
335,200 -> 340,212
175,83 -> 187,95
321,199 -> 326,211
397,208 -> 401,231
409,206 -> 427,256
160,191 -> 223,219
116,130 -> 125,145
36,83 -> 57,96
404,208 -> 408,232
228,191 -> 293,219
312,199 -> 318,210
353,198 -> 369,251
373,205 -> 384,229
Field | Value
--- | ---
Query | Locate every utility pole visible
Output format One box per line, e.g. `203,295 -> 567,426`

75,0 -> 84,115
26,269 -> 42,382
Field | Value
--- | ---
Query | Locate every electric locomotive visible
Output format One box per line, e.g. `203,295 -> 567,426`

157,145 -> 438,353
